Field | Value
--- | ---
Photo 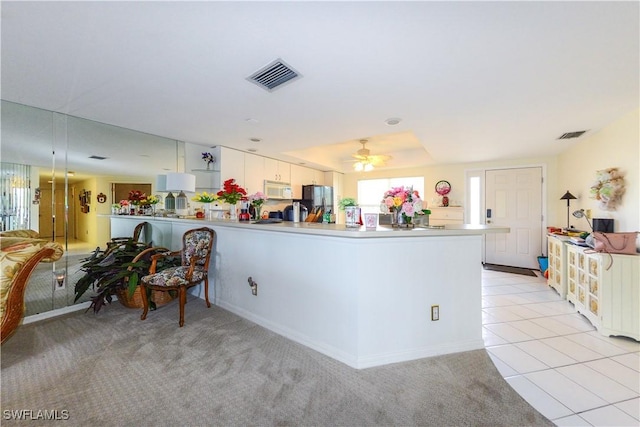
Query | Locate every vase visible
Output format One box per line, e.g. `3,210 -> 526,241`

229,203 -> 238,221
206,162 -> 211,171
345,206 -> 359,228
203,203 -> 213,220
392,209 -> 414,228
254,206 -> 262,221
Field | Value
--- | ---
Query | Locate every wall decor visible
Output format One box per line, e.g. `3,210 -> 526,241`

79,189 -> 91,214
589,167 -> 625,211
96,193 -> 107,203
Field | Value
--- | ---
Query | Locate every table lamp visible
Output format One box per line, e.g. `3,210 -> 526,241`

166,172 -> 196,216
560,191 -> 577,229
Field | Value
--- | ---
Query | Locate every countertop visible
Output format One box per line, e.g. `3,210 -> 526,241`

110,215 -> 510,238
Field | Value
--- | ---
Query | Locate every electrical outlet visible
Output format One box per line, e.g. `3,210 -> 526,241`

431,305 -> 439,321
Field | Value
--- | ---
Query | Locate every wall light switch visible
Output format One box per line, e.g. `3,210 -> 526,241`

431,305 -> 439,321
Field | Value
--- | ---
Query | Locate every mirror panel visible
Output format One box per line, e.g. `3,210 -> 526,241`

1,100 -> 184,315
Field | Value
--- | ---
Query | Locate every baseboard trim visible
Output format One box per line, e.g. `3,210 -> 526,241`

23,301 -> 92,325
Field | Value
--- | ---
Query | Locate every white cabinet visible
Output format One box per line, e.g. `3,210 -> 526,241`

219,147 -> 245,188
290,165 -> 325,199
244,153 -> 265,195
547,235 -> 569,298
566,245 -> 640,340
428,207 -> 464,226
265,158 -> 290,183
312,169 -> 324,185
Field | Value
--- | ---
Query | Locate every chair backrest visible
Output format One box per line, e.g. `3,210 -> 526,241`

132,222 -> 148,242
181,227 -> 215,268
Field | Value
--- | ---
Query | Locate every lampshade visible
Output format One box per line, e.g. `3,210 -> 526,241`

156,174 -> 167,192
572,209 -> 593,231
560,191 -> 577,201
165,172 -> 196,192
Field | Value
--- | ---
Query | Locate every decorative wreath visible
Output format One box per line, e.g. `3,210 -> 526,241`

589,167 -> 625,211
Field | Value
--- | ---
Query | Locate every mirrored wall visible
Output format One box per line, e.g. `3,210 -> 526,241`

1,100 -> 185,316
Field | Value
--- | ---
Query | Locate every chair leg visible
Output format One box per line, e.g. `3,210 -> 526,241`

140,283 -> 149,321
204,277 -> 211,308
179,286 -> 186,327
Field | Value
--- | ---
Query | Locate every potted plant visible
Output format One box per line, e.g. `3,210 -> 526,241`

74,239 -> 180,313
338,197 -> 360,227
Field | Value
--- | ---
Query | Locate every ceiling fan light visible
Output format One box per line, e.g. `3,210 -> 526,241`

364,163 -> 374,172
354,162 -> 364,172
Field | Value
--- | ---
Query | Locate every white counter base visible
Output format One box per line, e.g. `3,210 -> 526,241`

111,216 -> 506,368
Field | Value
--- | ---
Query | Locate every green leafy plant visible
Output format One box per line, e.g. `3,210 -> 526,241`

338,197 -> 357,211
74,239 -> 179,313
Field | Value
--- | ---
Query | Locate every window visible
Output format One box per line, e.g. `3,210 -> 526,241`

357,177 -> 424,214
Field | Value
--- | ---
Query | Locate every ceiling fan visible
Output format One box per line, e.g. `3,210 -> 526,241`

350,139 -> 391,171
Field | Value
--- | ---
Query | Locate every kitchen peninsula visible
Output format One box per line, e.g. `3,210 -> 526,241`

111,216 -> 509,369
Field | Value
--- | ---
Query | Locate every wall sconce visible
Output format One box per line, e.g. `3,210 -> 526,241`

53,269 -> 66,289
560,190 -> 577,229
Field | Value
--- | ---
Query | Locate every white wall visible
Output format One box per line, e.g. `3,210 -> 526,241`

343,156 -> 560,226
343,109 -> 639,235
557,108 -> 639,233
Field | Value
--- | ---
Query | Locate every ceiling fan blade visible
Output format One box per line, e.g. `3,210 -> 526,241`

368,155 -> 392,165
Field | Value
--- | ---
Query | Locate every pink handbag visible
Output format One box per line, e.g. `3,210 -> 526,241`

592,231 -> 638,255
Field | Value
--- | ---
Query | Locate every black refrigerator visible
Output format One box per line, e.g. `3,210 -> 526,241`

301,185 -> 333,217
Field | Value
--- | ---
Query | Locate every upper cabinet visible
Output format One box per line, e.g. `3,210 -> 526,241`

219,147 -> 245,188
185,142 -> 327,196
244,153 -> 265,195
264,158 -> 290,183
290,165 -> 325,199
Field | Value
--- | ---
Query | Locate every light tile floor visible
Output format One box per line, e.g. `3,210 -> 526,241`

482,269 -> 640,427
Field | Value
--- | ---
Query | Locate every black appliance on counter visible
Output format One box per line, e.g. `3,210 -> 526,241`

300,185 -> 333,218
268,210 -> 283,220
283,204 -> 308,221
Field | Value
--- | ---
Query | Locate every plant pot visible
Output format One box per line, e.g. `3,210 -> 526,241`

116,287 -> 175,309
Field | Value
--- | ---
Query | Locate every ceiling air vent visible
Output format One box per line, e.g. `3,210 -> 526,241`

89,155 -> 108,160
557,130 -> 587,140
246,58 -> 302,92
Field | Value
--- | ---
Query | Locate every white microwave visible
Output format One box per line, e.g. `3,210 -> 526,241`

264,180 -> 293,200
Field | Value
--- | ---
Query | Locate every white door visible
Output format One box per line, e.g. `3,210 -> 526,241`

485,167 -> 543,269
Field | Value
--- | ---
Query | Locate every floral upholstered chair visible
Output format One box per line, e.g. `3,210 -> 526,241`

139,227 -> 215,327
1,230 -> 64,343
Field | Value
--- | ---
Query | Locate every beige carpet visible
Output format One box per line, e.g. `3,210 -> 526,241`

1,299 -> 553,426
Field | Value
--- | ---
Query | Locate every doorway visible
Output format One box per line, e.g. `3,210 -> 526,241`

38,183 -> 76,240
484,167 -> 543,269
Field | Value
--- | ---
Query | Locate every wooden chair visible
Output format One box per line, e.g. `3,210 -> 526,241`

107,221 -> 148,251
139,227 -> 215,327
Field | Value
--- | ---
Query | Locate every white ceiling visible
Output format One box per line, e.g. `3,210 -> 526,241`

1,1 -> 638,176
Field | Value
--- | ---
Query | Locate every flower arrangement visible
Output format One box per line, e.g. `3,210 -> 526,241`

382,186 -> 423,223
119,199 -> 130,207
192,191 -> 218,203
202,152 -> 216,167
128,190 -> 146,206
217,178 -> 247,205
146,195 -> 160,205
247,191 -> 267,208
